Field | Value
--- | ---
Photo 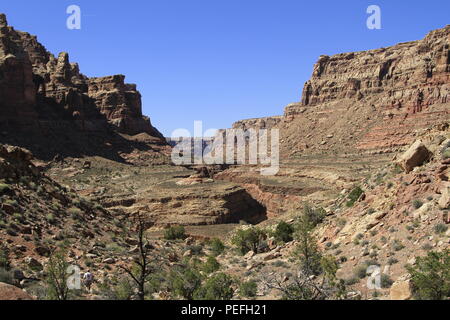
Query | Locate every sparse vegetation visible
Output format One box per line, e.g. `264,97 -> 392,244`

0,183 -> 11,194
274,221 -> 294,243
346,187 -> 364,207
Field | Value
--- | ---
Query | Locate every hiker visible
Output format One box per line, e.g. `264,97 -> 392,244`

82,270 -> 94,292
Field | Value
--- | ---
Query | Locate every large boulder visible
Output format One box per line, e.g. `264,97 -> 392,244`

438,184 -> 450,210
0,282 -> 33,300
396,140 -> 433,173
390,277 -> 413,300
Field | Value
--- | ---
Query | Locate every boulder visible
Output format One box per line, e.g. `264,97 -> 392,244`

390,277 -> 413,300
396,141 -> 433,173
102,258 -> 116,265
0,282 -> 33,300
25,257 -> 43,271
35,246 -> 50,257
438,184 -> 450,209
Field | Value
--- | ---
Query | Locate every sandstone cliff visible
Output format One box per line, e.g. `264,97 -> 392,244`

0,13 -> 167,161
221,25 -> 450,159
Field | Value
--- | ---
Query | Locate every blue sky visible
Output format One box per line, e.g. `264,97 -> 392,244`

2,1 -> 450,136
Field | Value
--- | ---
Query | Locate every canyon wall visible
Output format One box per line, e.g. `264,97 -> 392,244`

0,13 -> 166,159
219,25 -> 450,159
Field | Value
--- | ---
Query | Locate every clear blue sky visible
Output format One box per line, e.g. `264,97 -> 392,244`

2,1 -> 449,136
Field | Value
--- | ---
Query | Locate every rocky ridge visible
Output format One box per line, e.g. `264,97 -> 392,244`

0,13 -> 168,161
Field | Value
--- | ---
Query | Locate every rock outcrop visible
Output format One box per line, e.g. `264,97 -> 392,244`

232,116 -> 283,131
396,140 -> 433,173
0,13 -> 167,160
0,283 -> 33,300
219,25 -> 450,158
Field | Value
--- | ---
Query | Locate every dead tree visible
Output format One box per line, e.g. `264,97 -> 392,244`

119,214 -> 154,300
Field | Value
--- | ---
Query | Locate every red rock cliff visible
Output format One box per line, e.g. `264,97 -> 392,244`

0,13 -> 163,139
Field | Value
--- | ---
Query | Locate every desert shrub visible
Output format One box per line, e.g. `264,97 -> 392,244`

388,258 -> 399,265
274,221 -> 294,243
301,204 -> 327,228
442,148 -> 450,160
0,183 -> 11,194
434,224 -> 448,235
46,213 -> 56,224
68,207 -> 82,220
406,250 -> 450,300
345,277 -> 359,286
186,245 -> 203,256
346,187 -> 364,207
239,280 -> 257,298
194,273 -> 234,300
293,221 -> 323,276
202,257 -> 220,274
412,199 -> 424,210
0,246 -> 10,270
392,240 -> 405,252
164,226 -> 186,240
354,265 -> 369,279
380,274 -> 394,289
0,268 -> 13,284
25,283 -> 48,300
231,228 -> 266,255
45,249 -> 71,300
112,279 -> 135,300
169,266 -> 203,300
209,238 -> 225,257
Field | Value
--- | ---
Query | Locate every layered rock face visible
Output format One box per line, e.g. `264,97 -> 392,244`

284,26 -> 449,156
232,116 -> 283,131
0,13 -> 164,141
0,14 -> 38,128
221,26 -> 449,159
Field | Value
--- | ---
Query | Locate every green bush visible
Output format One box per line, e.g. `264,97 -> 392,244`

434,224 -> 448,235
345,277 -> 359,286
210,238 -> 225,257
0,183 -> 11,194
406,250 -> 450,300
380,274 -> 394,289
164,226 -> 187,240
293,221 -> 323,276
0,246 -> 10,270
231,228 -> 266,255
346,187 -> 364,207
239,280 -> 257,298
186,245 -> 203,256
354,265 -> 368,279
274,221 -> 294,243
194,273 -> 234,300
300,204 -> 327,228
46,213 -> 56,224
412,199 -> 424,210
442,148 -> 450,160
169,266 -> 203,300
202,257 -> 220,274
68,207 -> 83,220
392,240 -> 405,252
